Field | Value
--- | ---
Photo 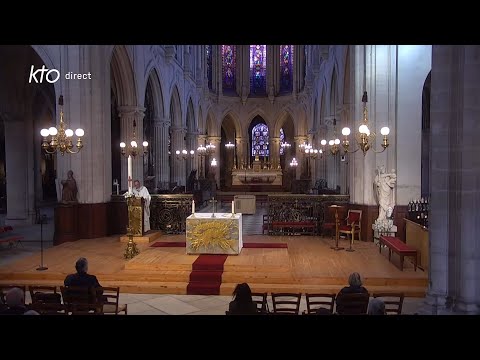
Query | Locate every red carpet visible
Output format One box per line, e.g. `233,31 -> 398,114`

150,241 -> 287,295
151,242 -> 287,249
187,255 -> 228,295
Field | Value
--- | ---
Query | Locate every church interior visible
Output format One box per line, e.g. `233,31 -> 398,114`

0,45 -> 478,315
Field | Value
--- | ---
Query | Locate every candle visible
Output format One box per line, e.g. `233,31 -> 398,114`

192,200 -> 195,214
232,200 -> 235,214
128,155 -> 133,194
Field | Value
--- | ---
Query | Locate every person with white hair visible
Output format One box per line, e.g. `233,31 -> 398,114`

368,298 -> 386,315
0,287 -> 28,315
338,272 -> 369,295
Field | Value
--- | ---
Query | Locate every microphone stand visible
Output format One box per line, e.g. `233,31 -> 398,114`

36,214 -> 48,271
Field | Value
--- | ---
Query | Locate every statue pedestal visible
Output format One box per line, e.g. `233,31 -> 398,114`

372,224 -> 397,245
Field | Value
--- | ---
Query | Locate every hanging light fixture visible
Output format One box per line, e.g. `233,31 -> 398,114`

119,119 -> 148,157
341,45 -> 390,155
40,49 -> 84,155
40,95 -> 85,155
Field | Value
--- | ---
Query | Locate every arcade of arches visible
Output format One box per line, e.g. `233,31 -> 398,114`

0,45 -> 479,314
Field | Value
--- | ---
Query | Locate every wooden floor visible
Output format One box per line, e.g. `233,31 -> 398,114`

0,234 -> 428,297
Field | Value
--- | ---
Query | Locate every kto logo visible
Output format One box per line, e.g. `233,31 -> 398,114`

29,65 -> 60,83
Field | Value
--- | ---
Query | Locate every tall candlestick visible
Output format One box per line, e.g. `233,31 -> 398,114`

232,200 -> 235,214
128,155 -> 133,194
192,200 -> 195,214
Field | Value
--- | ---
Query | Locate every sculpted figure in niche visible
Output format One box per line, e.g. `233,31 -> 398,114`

61,170 -> 78,203
374,166 -> 396,222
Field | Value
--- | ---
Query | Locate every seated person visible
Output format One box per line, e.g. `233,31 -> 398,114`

337,272 -> 369,295
64,257 -> 103,302
316,307 -> 333,315
64,257 -> 101,288
0,287 -> 28,315
367,298 -> 386,315
228,283 -> 258,315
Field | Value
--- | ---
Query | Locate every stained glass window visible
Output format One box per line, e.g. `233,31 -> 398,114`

251,123 -> 269,156
279,128 -> 285,155
206,45 -> 212,90
222,45 -> 236,92
280,45 -> 294,93
250,45 -> 267,95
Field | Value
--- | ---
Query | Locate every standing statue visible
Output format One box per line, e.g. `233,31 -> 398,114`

374,166 -> 397,222
61,170 -> 78,203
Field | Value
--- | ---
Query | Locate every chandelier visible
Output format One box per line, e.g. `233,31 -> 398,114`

120,120 -> 148,157
40,95 -> 84,155
340,46 -> 390,155
320,119 -> 341,156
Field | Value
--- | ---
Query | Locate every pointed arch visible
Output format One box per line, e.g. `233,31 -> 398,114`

330,68 -> 338,117
206,110 -> 217,136
220,110 -> 242,135
169,85 -> 182,127
197,106 -> 204,134
248,115 -> 269,157
145,68 -> 165,119
110,45 -> 137,106
186,97 -> 195,133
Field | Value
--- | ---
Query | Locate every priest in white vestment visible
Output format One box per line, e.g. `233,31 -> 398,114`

133,180 -> 152,233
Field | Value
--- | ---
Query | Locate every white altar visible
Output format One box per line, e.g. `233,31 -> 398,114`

231,168 -> 283,186
186,213 -> 243,255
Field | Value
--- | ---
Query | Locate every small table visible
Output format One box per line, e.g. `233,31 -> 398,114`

329,205 -> 344,251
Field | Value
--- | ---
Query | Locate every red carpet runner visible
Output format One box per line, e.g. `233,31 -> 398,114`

149,241 -> 288,295
186,255 -> 228,295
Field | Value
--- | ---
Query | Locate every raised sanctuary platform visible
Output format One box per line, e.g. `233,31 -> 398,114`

0,233 -> 427,297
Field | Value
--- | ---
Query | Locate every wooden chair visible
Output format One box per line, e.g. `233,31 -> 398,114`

29,285 -> 62,305
339,210 -> 362,244
71,303 -> 104,315
252,292 -> 269,314
335,292 -> 370,315
31,302 -> 68,315
99,286 -> 128,315
271,293 -> 302,315
303,293 -> 336,314
60,286 -> 99,313
372,292 -> 404,315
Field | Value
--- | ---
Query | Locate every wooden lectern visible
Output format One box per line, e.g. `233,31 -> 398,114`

127,196 -> 144,236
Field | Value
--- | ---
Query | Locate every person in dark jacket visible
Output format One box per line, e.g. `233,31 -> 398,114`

337,272 -> 369,295
64,257 -> 101,288
228,283 -> 258,315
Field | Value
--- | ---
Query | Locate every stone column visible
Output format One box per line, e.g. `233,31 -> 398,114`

420,45 -> 480,315
294,135 -> 308,180
153,117 -> 170,188
118,106 -> 145,188
267,45 -> 276,102
270,137 -> 281,169
186,132 -> 198,179
197,134 -> 207,178
5,113 -> 36,225
209,136 -> 222,188
236,137 -> 245,169
170,126 -> 186,186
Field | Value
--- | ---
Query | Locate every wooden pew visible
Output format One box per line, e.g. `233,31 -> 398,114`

380,236 -> 417,271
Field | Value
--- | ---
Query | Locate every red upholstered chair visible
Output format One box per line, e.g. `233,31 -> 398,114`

338,210 -> 362,243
